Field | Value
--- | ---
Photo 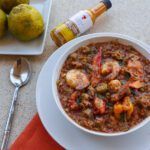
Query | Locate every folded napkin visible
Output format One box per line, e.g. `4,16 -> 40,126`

10,114 -> 64,150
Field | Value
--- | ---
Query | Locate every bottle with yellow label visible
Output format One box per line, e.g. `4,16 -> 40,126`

50,0 -> 112,46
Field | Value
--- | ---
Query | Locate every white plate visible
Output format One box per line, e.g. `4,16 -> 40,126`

36,33 -> 150,150
0,0 -> 52,55
51,33 -> 150,137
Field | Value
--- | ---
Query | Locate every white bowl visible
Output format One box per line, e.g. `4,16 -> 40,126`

52,33 -> 150,136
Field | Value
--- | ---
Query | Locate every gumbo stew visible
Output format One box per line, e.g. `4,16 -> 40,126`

57,42 -> 150,133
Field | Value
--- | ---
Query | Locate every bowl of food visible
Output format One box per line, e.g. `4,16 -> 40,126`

52,33 -> 150,136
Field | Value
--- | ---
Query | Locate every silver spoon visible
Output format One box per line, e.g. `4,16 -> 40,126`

1,58 -> 31,150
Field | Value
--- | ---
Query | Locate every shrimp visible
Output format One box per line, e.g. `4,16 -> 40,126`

101,59 -> 121,81
127,60 -> 144,81
127,60 -> 144,89
66,69 -> 89,90
91,48 -> 102,86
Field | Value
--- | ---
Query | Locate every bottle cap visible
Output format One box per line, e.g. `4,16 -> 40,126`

101,0 -> 112,9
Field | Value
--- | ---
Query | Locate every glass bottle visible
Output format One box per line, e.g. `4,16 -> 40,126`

50,0 -> 112,46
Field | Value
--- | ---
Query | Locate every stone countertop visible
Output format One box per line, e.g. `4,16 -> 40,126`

0,0 -> 150,147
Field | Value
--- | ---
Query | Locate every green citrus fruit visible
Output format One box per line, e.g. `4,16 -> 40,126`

8,4 -> 44,41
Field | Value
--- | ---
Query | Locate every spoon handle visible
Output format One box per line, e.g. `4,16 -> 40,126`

1,87 -> 19,150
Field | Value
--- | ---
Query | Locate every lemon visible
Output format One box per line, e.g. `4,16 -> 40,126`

8,4 -> 44,41
0,9 -> 7,38
0,0 -> 29,14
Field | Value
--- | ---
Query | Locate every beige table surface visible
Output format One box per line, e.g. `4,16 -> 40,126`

0,0 -> 150,147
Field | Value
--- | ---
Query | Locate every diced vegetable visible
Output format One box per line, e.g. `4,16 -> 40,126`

91,75 -> 100,87
111,82 -> 130,101
129,80 -> 144,89
136,94 -> 150,108
97,93 -> 105,99
87,86 -> 95,98
114,103 -> 123,118
122,97 -> 132,111
83,108 -> 93,118
71,61 -> 82,68
96,83 -> 108,93
94,97 -> 106,114
76,98 -> 81,105
80,93 -> 91,108
80,46 -> 91,54
119,60 -> 124,66
120,112 -> 127,122
108,80 -> 121,93
111,94 -> 119,101
68,91 -> 80,110
130,88 -> 136,96
105,92 -> 111,99
81,93 -> 89,101
70,53 -> 78,59
106,101 -> 113,108
124,72 -> 131,80
122,97 -> 134,118
112,49 -> 125,60
114,97 -> 134,119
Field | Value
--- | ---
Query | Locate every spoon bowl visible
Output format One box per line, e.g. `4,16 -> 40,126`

10,58 -> 31,87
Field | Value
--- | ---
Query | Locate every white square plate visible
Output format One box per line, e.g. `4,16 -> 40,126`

0,0 -> 52,55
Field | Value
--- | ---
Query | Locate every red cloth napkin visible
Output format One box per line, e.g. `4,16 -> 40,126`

10,114 -> 64,150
